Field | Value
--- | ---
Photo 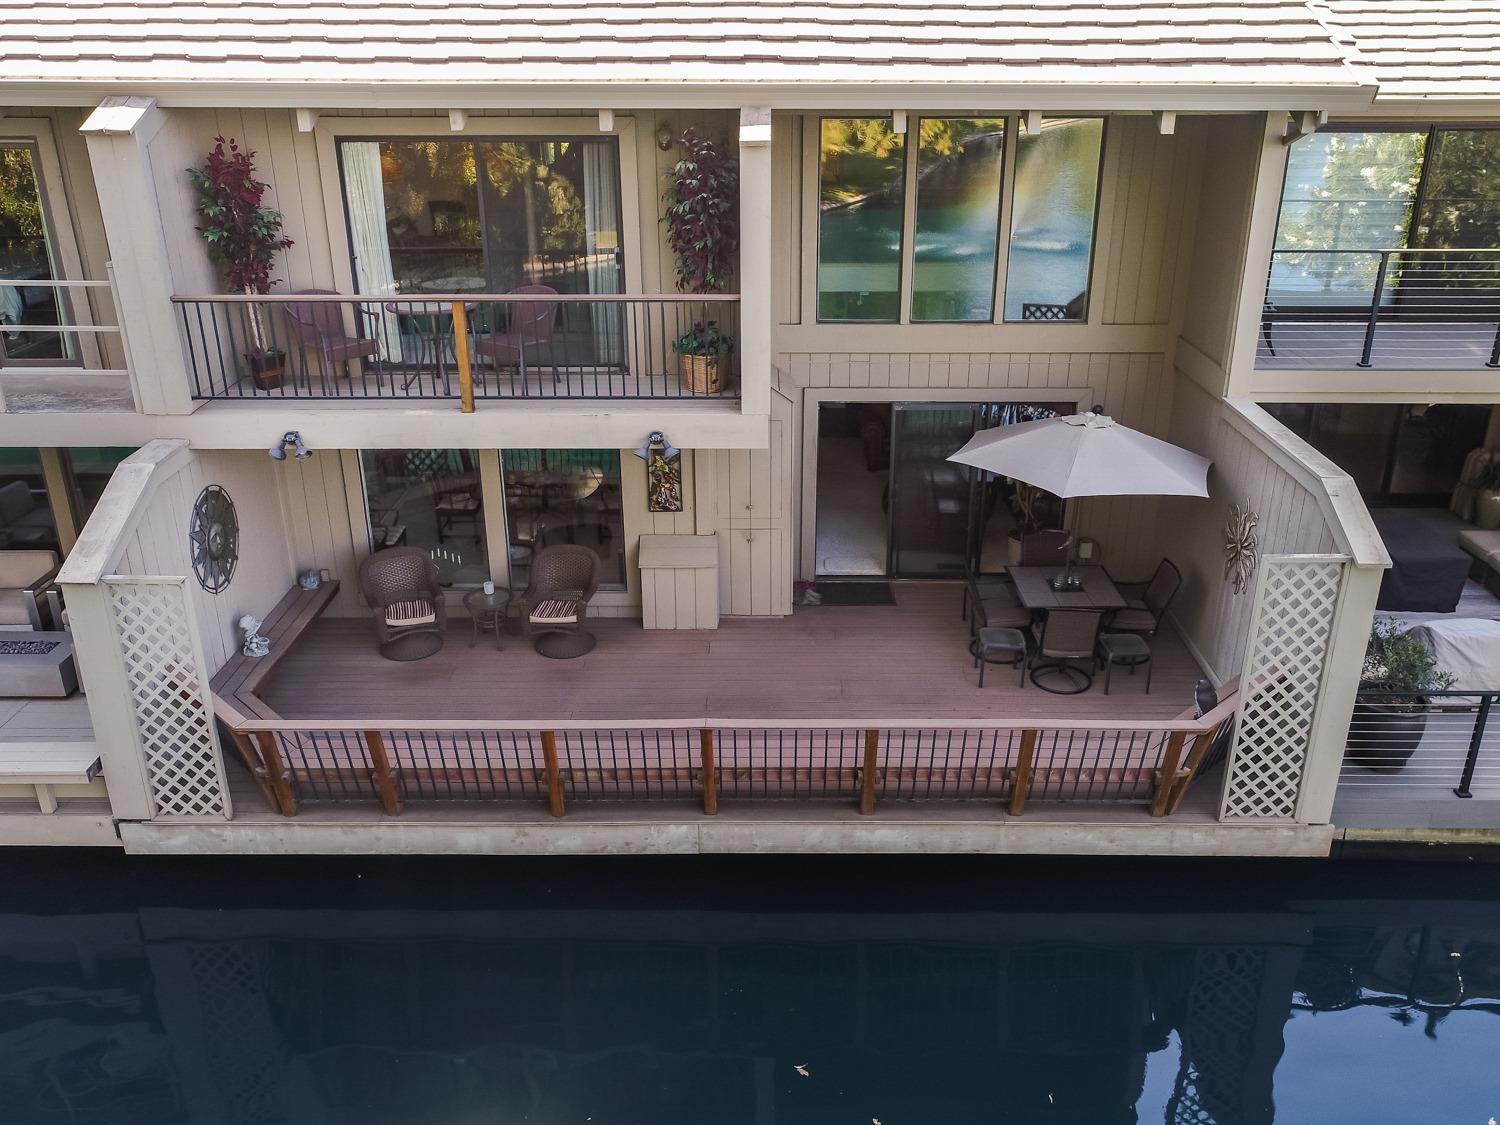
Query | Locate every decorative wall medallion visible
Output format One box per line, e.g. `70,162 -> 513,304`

190,485 -> 239,593
1224,503 -> 1260,596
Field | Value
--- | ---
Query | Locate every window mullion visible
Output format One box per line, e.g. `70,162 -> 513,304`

992,114 -> 1020,326
897,114 -> 918,325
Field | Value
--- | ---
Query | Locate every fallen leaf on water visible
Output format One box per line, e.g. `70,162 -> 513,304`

794,1064 -> 809,1078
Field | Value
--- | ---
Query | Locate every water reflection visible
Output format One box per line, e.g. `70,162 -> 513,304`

1,856 -> 1498,1123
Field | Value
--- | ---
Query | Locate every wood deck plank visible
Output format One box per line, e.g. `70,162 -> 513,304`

260,584 -> 1206,724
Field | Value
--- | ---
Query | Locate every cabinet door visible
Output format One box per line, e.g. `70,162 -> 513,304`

719,527 -> 789,616
718,417 -> 789,529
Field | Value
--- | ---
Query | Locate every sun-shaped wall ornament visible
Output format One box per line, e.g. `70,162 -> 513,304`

1224,503 -> 1260,596
189,485 -> 239,594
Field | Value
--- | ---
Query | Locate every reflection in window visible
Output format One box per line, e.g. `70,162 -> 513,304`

361,449 -> 488,587
0,447 -> 57,552
817,119 -> 906,322
911,119 -> 1006,322
1414,129 -> 1500,249
64,447 -> 135,527
503,449 -> 624,590
1004,118 -> 1103,321
1270,130 -> 1425,306
0,143 -> 67,364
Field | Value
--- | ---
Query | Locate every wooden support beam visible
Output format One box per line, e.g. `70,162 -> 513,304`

1153,110 -> 1177,135
541,731 -> 565,817
1152,731 -> 1188,816
364,730 -> 403,816
295,109 -> 319,133
254,731 -> 298,817
891,110 -> 907,134
452,300 -> 474,413
699,728 -> 717,815
1024,110 -> 1043,136
859,729 -> 880,815
1009,730 -> 1037,816
448,109 -> 468,132
598,108 -> 615,133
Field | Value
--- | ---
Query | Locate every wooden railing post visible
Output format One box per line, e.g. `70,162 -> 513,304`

859,729 -> 880,815
253,731 -> 298,817
1152,731 -> 1189,817
699,728 -> 718,815
230,730 -> 280,814
364,730 -> 404,817
1009,730 -> 1037,816
452,300 -> 475,413
541,730 -> 565,817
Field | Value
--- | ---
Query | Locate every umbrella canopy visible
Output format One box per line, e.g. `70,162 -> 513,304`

947,411 -> 1210,498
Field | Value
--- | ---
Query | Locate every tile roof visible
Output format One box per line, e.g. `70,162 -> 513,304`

0,0 -> 1364,91
1311,1 -> 1500,101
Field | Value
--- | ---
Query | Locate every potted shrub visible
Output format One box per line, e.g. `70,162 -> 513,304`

662,129 -> 738,391
1475,461 -> 1500,530
188,136 -> 294,390
673,321 -> 733,394
1346,618 -> 1455,772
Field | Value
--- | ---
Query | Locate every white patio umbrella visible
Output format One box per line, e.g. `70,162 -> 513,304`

947,410 -> 1210,498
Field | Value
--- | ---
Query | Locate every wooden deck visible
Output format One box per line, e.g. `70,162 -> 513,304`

260,583 -> 1204,724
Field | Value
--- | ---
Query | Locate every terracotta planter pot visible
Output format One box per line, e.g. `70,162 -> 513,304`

678,353 -> 724,394
1476,490 -> 1500,530
246,349 -> 287,391
1346,692 -> 1429,773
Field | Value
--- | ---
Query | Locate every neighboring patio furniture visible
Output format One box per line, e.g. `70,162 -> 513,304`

1110,558 -> 1183,635
0,549 -> 61,631
1370,508 -> 1471,613
522,544 -> 600,657
464,585 -> 512,649
1010,565 -> 1125,612
283,289 -> 382,388
0,742 -> 99,812
1019,529 -> 1070,566
359,546 -> 447,661
0,483 -> 57,551
383,299 -> 475,391
1030,608 -> 1104,694
1097,632 -> 1153,694
0,631 -> 78,696
973,626 -> 1027,688
1458,527 -> 1500,598
474,285 -> 560,393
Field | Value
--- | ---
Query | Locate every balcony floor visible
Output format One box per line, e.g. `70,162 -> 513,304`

260,583 -> 1204,724
0,372 -> 134,412
1255,321 -> 1500,370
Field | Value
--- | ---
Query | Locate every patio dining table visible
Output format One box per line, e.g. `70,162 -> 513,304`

383,299 -> 478,391
1009,565 -> 1126,611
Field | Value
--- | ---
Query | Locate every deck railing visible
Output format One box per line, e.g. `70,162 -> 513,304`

1340,689 -> 1500,800
219,702 -> 1238,820
0,276 -> 127,376
1260,247 -> 1500,368
173,292 -> 740,405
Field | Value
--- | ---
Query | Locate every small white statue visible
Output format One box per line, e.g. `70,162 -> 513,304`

239,614 -> 270,658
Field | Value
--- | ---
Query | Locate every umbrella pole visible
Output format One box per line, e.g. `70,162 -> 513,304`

1050,499 -> 1082,592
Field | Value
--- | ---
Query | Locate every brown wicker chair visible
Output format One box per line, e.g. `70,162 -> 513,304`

521,544 -> 601,640
1029,608 -> 1104,694
359,546 -> 448,660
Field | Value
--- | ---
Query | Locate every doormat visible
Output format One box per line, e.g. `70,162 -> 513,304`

807,582 -> 896,607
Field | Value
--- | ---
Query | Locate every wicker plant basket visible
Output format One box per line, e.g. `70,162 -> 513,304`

679,353 -> 724,394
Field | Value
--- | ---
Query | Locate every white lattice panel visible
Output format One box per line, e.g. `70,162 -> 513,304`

105,578 -> 230,818
1221,556 -> 1346,821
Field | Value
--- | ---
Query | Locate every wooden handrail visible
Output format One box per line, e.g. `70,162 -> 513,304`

699,728 -> 717,816
452,300 -> 474,413
858,729 -> 879,815
171,292 -> 742,305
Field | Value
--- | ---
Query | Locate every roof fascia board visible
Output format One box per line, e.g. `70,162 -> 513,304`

1,81 -> 1379,115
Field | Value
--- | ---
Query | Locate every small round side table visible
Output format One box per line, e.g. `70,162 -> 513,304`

464,586 -> 512,649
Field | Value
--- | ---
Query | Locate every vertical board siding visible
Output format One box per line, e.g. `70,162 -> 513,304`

1165,372 -> 1340,681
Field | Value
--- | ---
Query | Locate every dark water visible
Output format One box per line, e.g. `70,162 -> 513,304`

2,852 -> 1499,1125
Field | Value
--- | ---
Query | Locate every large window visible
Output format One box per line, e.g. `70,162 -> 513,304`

361,449 -> 489,587
817,119 -> 906,322
817,115 -> 1103,325
502,449 -> 624,590
911,118 -> 1006,322
0,142 -> 67,365
1003,117 -> 1104,322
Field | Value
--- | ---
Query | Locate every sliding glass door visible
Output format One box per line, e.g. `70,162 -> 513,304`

0,142 -> 70,365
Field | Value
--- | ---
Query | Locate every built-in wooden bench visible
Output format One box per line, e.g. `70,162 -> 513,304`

0,741 -> 101,812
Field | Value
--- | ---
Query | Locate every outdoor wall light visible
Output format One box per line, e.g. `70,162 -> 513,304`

656,123 -> 676,151
633,431 -> 679,461
268,431 -> 313,461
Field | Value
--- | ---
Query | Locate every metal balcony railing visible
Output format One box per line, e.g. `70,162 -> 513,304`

1260,248 -> 1500,369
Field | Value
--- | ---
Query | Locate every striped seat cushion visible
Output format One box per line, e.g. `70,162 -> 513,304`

530,598 -> 579,625
384,599 -> 437,628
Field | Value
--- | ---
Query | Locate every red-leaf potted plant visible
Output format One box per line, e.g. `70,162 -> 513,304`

188,136 -> 294,390
662,129 -> 738,391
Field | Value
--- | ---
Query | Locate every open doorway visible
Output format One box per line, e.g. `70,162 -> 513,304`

814,400 -> 1071,579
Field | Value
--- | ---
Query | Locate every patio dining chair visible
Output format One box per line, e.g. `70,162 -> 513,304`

283,289 -> 383,390
474,285 -> 560,394
1109,558 -> 1182,636
1029,608 -> 1104,694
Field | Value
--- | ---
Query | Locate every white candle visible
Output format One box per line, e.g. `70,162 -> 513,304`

483,580 -> 496,596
